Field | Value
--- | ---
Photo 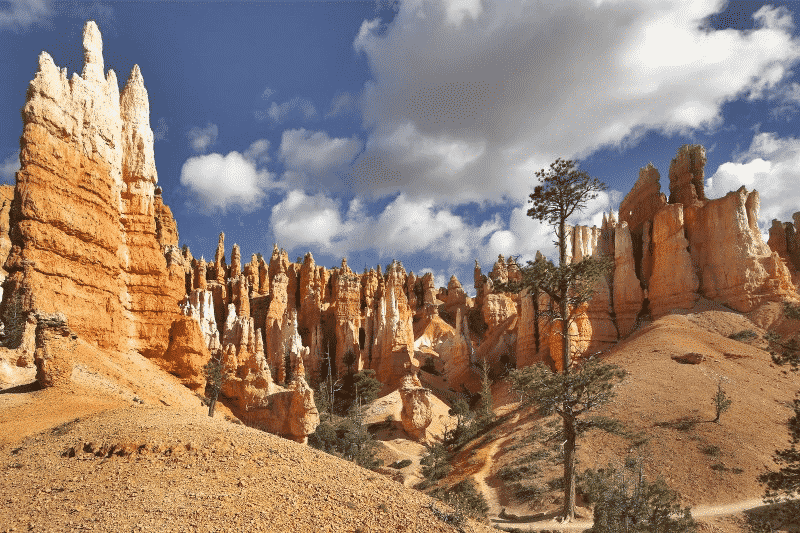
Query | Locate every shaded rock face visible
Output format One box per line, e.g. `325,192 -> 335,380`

649,203 -> 699,316
768,213 -> 800,282
158,316 -> 209,392
1,21 -> 184,358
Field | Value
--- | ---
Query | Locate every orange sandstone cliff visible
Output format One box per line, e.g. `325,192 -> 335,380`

2,22 -> 799,445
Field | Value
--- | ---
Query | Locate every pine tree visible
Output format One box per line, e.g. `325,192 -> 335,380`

501,157 -> 611,521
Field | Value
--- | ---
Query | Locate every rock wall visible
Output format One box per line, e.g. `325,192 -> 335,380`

1,21 -> 184,358
5,21 -> 799,436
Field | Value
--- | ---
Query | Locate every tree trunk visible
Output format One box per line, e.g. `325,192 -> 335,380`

559,218 -> 572,374
561,296 -> 570,374
562,413 -> 577,520
208,393 -> 217,417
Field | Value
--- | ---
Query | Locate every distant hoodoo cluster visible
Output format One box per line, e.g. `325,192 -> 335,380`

0,22 -> 798,444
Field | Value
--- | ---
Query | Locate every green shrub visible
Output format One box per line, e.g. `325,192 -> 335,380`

420,442 -> 452,482
430,479 -> 489,525
700,444 -> 722,457
728,330 -> 757,341
389,459 -> 412,469
581,458 -> 697,533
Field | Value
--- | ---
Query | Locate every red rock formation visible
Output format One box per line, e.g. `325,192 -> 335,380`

648,204 -> 699,316
684,187 -> 794,312
370,261 -> 416,387
668,144 -> 707,208
158,316 -> 210,391
398,371 -> 433,442
2,21 -> 184,359
613,222 -> 644,336
768,214 -> 800,281
619,163 -> 667,235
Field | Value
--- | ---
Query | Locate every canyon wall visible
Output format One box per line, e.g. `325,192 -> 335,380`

3,22 -> 799,439
1,22 -> 184,359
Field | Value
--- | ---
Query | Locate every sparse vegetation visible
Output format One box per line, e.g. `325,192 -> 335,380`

759,392 -> 800,508
763,301 -> 800,371
418,442 -> 452,488
581,457 -> 697,533
712,381 -> 733,423
429,478 -> 489,525
510,357 -> 627,518
202,354 -> 230,417
475,358 -> 494,430
389,459 -> 412,469
728,329 -> 758,342
700,444 -> 722,458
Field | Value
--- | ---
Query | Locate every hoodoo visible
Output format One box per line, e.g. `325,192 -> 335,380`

1,21 -> 798,445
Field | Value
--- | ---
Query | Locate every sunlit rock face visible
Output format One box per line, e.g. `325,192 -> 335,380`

2,21 -> 184,358
4,20 -> 799,442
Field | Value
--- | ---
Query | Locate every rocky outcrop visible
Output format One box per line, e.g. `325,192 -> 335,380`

613,222 -> 644,336
685,187 -> 795,312
648,204 -> 699,316
2,21 -> 184,359
768,213 -> 800,281
668,144 -> 707,208
158,316 -> 209,391
398,372 -> 433,442
33,312 -> 77,388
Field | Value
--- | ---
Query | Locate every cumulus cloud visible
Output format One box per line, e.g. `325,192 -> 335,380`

706,131 -> 800,231
0,0 -> 50,31
270,190 -> 503,261
187,123 -> 218,153
180,141 -> 281,213
325,92 -> 355,118
350,0 -> 800,204
0,152 -> 20,184
243,139 -> 271,165
261,86 -> 275,99
255,97 -> 317,125
279,128 -> 362,190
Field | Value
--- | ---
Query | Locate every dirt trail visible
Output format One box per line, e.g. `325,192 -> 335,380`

489,498 -> 775,531
473,436 -> 510,514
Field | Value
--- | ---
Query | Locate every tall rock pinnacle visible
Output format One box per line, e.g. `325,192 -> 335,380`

81,21 -> 104,83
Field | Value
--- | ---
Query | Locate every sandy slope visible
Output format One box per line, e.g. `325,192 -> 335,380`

0,340 -> 494,533
438,300 -> 800,533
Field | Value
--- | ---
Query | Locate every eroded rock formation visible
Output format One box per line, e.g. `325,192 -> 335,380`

2,21 -> 184,359
3,21 -> 798,445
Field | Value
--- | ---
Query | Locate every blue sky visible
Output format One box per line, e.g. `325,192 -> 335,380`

2,0 -> 800,292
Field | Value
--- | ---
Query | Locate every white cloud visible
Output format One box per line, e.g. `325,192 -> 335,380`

270,190 -> 347,251
243,139 -> 271,165
180,150 -> 280,213
0,0 -> 50,31
279,128 -> 362,190
350,0 -> 800,204
187,123 -> 218,153
270,190 -> 503,262
255,97 -> 317,125
153,117 -> 168,142
706,131 -> 800,230
261,86 -> 275,99
0,152 -> 19,184
325,92 -> 355,118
